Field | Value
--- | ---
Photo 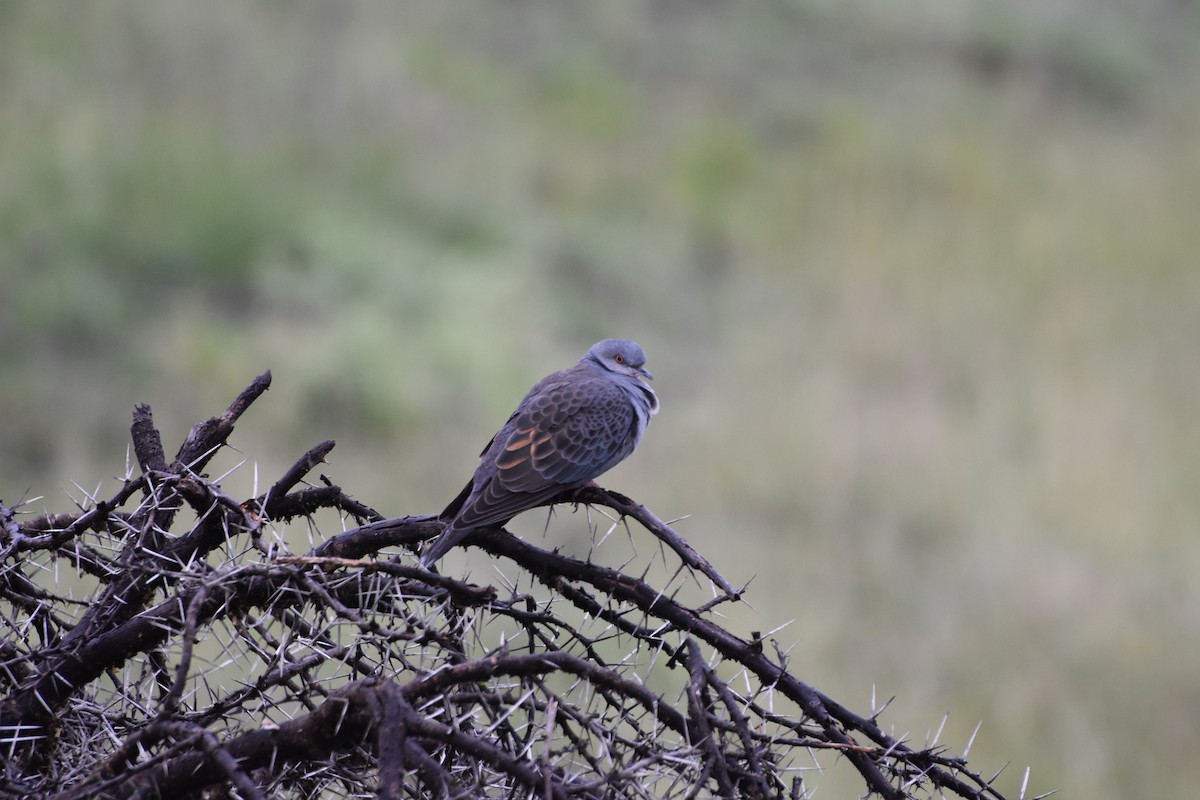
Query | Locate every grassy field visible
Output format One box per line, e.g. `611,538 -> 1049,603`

2,3 -> 1198,797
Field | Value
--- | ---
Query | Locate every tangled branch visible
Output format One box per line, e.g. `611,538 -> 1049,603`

0,373 -> 1027,799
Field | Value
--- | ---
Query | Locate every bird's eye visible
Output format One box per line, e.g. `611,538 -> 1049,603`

615,355 -> 625,364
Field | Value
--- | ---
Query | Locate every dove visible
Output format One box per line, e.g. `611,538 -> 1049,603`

420,339 -> 658,567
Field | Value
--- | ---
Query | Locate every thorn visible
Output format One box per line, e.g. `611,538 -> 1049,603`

964,719 -> 982,756
929,712 -> 948,748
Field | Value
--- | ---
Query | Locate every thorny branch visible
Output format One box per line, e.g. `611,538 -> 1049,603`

0,374 -> 1035,799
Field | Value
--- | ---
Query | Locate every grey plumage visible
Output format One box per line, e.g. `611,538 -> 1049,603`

420,339 -> 659,567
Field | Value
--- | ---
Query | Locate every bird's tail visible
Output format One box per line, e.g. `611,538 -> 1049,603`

418,523 -> 472,568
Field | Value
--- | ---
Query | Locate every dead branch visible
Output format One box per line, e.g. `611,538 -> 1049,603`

0,374 -> 1024,800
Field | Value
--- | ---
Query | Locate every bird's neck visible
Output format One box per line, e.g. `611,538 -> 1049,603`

632,379 -> 659,416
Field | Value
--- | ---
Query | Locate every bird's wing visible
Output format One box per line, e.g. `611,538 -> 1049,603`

496,375 -> 635,490
449,375 -> 636,531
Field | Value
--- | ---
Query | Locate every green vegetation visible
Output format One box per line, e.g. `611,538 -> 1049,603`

2,2 -> 1197,797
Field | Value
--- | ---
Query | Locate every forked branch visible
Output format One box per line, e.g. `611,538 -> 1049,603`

0,374 -> 1026,800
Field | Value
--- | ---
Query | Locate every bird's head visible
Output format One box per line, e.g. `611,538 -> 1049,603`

585,339 -> 653,383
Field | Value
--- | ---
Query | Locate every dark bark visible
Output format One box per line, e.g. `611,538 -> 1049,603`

0,374 -> 1023,800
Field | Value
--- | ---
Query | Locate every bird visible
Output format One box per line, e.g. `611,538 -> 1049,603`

419,338 -> 659,567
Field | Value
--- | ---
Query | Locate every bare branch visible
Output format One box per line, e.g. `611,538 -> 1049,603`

0,373 -> 1028,800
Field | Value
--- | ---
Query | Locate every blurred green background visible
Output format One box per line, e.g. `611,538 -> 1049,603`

2,2 -> 1198,797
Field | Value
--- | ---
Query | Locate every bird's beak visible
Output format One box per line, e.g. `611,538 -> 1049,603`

638,367 -> 653,381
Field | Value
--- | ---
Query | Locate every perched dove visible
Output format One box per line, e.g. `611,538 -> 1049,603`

419,339 -> 659,567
